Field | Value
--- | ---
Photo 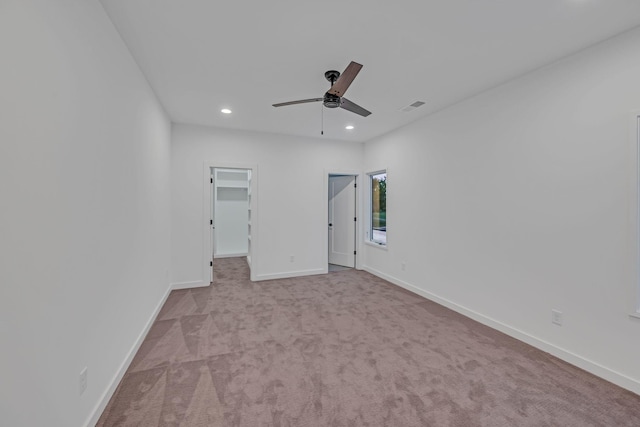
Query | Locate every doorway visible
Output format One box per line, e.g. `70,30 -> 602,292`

328,174 -> 357,270
210,167 -> 252,281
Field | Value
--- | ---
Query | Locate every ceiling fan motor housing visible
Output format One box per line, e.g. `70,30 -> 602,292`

323,70 -> 342,108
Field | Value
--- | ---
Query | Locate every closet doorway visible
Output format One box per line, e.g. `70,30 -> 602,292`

211,168 -> 252,275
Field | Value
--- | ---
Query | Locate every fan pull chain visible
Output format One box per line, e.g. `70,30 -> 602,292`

321,103 -> 324,136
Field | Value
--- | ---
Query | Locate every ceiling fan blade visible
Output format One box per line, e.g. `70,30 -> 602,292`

327,61 -> 363,97
340,98 -> 371,117
273,98 -> 323,107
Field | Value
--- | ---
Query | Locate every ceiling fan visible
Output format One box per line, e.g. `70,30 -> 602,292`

272,61 -> 372,117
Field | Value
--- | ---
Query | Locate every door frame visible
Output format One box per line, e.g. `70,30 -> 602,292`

323,169 -> 362,272
629,110 -> 640,318
203,161 -> 258,282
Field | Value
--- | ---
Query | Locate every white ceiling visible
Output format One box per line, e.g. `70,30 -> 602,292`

99,0 -> 640,142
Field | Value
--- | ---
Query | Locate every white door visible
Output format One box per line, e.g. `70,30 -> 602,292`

328,175 -> 356,267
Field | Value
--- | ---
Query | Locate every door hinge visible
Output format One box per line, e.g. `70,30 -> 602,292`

210,177 -> 213,183
354,217 -> 357,222
354,250 -> 357,255
354,183 -> 357,188
210,219 -> 213,225
210,261 -> 213,267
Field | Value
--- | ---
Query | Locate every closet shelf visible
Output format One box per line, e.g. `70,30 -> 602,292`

216,181 -> 248,189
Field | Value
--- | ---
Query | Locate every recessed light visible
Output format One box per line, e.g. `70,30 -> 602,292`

345,125 -> 354,130
221,108 -> 232,114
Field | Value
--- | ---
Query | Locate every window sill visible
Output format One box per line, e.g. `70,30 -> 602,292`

629,312 -> 640,320
365,241 -> 388,251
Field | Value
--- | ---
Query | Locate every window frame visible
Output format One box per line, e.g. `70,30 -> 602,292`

367,169 -> 387,248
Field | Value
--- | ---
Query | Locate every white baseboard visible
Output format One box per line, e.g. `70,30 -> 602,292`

254,268 -> 325,281
84,283 -> 173,427
171,280 -> 209,290
362,265 -> 640,396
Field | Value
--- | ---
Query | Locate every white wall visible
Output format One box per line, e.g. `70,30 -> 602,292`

363,27 -> 640,393
0,1 -> 171,426
171,124 -> 363,284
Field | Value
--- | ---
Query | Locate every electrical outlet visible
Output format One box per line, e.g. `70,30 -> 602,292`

79,367 -> 88,395
290,255 -> 294,263
401,262 -> 406,271
551,309 -> 563,326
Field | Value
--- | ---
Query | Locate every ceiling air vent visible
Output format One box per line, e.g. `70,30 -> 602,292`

400,101 -> 426,113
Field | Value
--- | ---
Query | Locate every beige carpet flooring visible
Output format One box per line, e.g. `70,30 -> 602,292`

97,257 -> 640,426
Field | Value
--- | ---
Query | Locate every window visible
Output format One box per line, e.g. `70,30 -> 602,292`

369,170 -> 387,245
